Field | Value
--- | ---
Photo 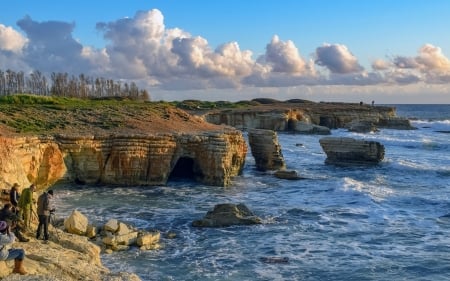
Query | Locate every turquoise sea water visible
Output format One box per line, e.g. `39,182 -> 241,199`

53,104 -> 450,281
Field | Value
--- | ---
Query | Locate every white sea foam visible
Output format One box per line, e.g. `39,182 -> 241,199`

342,177 -> 394,201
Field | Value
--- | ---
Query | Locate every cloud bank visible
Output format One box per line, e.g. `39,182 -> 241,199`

1,9 -> 450,101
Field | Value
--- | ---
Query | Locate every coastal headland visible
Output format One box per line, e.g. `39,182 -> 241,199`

0,95 -> 412,280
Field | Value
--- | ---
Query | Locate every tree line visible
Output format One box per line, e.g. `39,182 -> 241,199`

0,69 -> 150,100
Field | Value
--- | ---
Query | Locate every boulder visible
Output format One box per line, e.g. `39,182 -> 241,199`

192,203 -> 262,227
104,219 -> 119,232
64,210 -> 89,235
274,169 -> 304,180
319,137 -> 385,164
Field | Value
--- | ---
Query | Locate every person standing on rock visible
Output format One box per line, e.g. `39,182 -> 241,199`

0,220 -> 27,275
18,184 -> 35,231
36,190 -> 54,243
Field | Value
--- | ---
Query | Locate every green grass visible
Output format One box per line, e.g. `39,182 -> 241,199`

0,94 -> 263,134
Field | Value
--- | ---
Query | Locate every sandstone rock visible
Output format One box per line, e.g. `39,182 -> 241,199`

115,231 -> 139,246
291,121 -> 331,134
0,130 -> 247,189
192,203 -> 262,227
0,226 -> 141,281
64,209 -> 88,235
116,222 -> 131,235
104,218 -> 119,232
319,137 -> 385,164
377,117 -> 417,130
204,102 -> 398,132
274,169 -> 304,180
86,224 -> 97,238
347,120 -> 379,133
248,129 -> 285,171
137,231 -> 160,247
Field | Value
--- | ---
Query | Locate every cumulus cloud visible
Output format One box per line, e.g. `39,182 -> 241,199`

257,35 -> 311,74
16,16 -> 92,74
371,58 -> 391,71
1,8 -> 450,99
0,24 -> 27,53
387,44 -> 450,83
416,44 -> 450,73
315,43 -> 363,74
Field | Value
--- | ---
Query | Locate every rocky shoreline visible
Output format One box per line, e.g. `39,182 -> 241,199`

0,98 -> 415,280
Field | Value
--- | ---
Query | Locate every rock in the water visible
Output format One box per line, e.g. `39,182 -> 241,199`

319,137 -> 385,164
274,169 -> 304,180
192,203 -> 262,227
248,129 -> 285,171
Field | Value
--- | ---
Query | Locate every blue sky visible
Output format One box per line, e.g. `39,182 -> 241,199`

1,0 -> 450,103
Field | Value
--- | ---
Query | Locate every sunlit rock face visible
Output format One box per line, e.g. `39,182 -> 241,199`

0,130 -> 247,189
0,136 -> 67,191
247,129 -> 285,171
202,103 -> 412,132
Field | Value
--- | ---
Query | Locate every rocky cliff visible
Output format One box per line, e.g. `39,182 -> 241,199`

203,101 -> 414,131
0,130 -> 247,190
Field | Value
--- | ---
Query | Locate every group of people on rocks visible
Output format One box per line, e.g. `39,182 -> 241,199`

0,182 -> 55,275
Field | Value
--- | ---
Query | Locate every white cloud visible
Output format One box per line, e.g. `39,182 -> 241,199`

0,24 -> 27,53
0,9 -> 449,103
257,35 -> 311,74
371,59 -> 391,71
315,43 -> 363,74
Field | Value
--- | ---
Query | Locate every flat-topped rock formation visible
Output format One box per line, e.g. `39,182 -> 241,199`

319,137 -> 385,165
202,100 -> 415,132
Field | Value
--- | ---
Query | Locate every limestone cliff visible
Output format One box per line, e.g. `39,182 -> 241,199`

203,102 -> 414,131
0,130 -> 247,190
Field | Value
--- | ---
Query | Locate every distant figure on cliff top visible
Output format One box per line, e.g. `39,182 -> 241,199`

9,183 -> 20,212
372,100 -> 375,106
18,184 -> 35,230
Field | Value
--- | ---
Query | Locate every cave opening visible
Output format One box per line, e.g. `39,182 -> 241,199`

168,156 -> 203,182
287,118 -> 296,131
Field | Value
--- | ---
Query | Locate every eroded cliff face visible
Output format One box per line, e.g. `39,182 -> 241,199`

0,136 -> 67,190
203,103 -> 402,131
0,130 -> 247,190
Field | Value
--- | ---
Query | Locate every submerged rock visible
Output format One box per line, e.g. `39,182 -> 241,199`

192,203 -> 262,227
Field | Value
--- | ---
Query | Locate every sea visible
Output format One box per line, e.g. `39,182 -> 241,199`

52,104 -> 450,281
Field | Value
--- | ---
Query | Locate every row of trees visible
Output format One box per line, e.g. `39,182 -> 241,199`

0,69 -> 150,100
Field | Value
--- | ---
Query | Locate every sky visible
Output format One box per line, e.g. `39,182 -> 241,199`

1,0 -> 450,103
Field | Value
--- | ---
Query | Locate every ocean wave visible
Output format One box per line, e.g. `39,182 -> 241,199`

342,177 -> 394,201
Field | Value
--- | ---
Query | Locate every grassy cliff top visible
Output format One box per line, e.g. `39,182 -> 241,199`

0,95 -> 226,136
0,95 -> 395,136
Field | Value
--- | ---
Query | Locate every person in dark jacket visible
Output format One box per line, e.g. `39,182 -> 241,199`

36,190 -> 54,242
9,183 -> 20,211
0,204 -> 29,242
